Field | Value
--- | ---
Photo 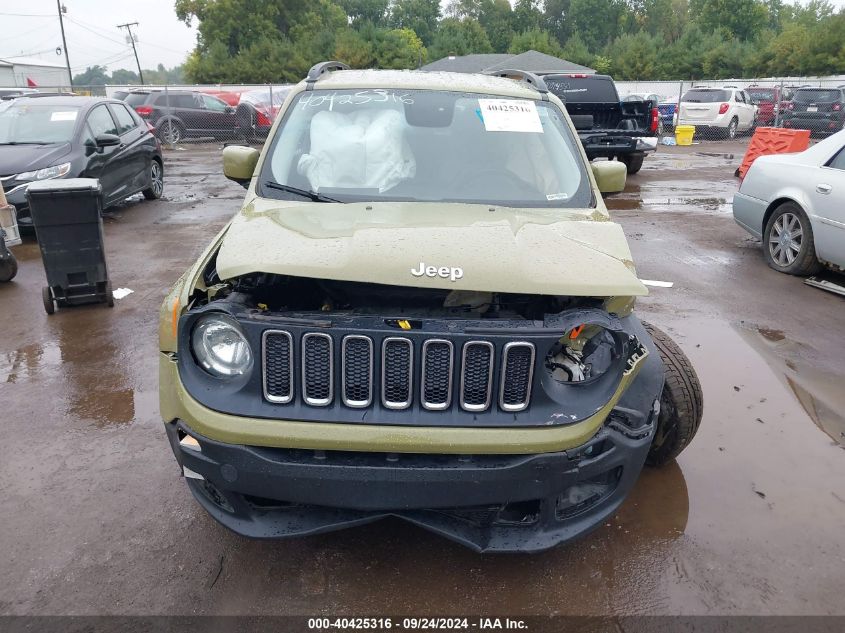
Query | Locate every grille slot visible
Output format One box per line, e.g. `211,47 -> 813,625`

460,341 -> 494,412
342,335 -> 373,408
263,330 -> 294,403
302,333 -> 333,406
500,342 -> 535,412
421,339 -> 453,410
382,337 -> 413,410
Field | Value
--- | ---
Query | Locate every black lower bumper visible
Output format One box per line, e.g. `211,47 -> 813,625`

166,410 -> 657,553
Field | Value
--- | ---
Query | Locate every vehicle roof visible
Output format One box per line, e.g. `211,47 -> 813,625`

309,69 -> 544,100
9,95 -> 118,107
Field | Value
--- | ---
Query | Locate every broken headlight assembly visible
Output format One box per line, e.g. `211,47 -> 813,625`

191,313 -> 253,377
545,324 -> 618,384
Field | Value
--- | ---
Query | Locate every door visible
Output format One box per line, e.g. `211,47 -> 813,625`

199,94 -> 237,138
734,91 -> 752,129
810,146 -> 845,267
108,102 -> 149,194
81,104 -> 121,202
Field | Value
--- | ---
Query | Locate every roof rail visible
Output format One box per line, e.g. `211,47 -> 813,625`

305,61 -> 350,90
484,69 -> 548,95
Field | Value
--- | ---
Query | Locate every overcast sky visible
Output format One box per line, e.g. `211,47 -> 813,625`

0,0 -> 198,72
1,0 -> 843,75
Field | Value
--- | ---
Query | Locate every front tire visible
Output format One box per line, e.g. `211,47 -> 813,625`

762,202 -> 821,275
642,322 -> 704,467
142,159 -> 164,200
0,253 -> 17,282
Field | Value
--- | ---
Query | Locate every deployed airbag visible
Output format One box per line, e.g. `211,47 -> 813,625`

297,110 -> 416,192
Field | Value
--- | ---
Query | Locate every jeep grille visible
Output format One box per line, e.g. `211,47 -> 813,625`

262,332 -> 535,414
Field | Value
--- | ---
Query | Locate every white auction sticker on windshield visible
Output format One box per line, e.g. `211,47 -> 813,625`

477,99 -> 543,133
50,111 -> 77,122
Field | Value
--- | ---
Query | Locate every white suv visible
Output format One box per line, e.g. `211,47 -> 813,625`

677,87 -> 757,139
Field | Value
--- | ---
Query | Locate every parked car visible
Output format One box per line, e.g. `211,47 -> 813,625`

622,93 -> 667,134
780,87 -> 845,137
545,74 -> 659,174
746,85 -> 793,128
0,96 -> 163,227
159,62 -> 703,553
677,87 -> 757,139
235,87 -> 292,140
0,87 -> 39,101
198,89 -> 243,107
733,129 -> 845,274
124,89 -> 239,144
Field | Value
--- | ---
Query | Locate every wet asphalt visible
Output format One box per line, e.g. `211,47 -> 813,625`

1,142 -> 844,616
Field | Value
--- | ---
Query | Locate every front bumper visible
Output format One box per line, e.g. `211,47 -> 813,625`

166,409 -> 657,553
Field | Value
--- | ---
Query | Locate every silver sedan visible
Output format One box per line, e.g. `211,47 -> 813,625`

734,129 -> 845,274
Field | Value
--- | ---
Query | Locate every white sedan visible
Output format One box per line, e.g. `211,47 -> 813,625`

733,129 -> 845,274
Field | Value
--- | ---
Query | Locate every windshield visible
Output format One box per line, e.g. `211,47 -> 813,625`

748,89 -> 775,101
682,89 -> 730,103
794,89 -> 841,102
124,93 -> 149,107
0,103 -> 80,144
260,89 -> 591,208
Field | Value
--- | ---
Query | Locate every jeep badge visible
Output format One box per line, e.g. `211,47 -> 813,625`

410,262 -> 464,282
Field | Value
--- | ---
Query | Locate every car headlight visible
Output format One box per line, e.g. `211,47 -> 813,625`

16,162 -> 72,181
545,325 -> 616,383
191,313 -> 253,377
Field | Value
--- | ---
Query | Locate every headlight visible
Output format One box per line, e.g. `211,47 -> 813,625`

191,313 -> 253,377
16,162 -> 72,181
545,325 -> 616,383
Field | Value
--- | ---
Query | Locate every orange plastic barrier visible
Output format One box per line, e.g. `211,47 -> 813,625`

738,127 -> 811,179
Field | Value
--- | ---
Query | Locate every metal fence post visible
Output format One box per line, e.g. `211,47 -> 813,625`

775,79 -> 784,128
163,84 -> 174,147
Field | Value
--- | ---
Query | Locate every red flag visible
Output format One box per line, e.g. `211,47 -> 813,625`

26,77 -> 38,87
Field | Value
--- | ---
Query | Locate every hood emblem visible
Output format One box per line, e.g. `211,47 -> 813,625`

411,262 -> 464,282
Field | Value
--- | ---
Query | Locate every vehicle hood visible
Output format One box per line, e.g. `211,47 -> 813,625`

215,198 -> 647,297
0,143 -> 71,176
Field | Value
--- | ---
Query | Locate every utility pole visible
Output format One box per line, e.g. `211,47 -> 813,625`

56,1 -> 72,88
117,22 -> 143,85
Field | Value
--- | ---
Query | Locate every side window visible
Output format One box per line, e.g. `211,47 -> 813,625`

111,104 -> 137,135
202,95 -> 228,111
828,147 -> 845,171
735,91 -> 743,103
86,105 -> 118,137
174,95 -> 198,108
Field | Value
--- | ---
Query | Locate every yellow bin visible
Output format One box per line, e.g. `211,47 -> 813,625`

675,125 -> 695,145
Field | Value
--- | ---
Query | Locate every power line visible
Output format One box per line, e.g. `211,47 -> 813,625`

0,12 -> 53,17
63,16 -> 127,46
116,22 -> 144,84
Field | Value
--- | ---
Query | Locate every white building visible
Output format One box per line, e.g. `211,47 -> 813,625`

0,56 -> 71,88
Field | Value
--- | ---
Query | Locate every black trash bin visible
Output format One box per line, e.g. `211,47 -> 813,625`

26,178 -> 113,314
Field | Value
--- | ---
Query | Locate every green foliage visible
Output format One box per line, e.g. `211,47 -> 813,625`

429,18 -> 493,59
508,29 -> 562,56
73,64 -> 183,86
174,0 -> 845,83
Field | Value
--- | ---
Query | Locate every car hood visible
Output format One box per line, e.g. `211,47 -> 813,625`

0,143 -> 71,176
215,197 -> 647,298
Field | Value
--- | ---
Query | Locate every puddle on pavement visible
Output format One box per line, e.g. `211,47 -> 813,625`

736,323 -> 845,447
607,178 -> 737,214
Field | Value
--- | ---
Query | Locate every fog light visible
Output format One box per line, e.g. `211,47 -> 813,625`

556,467 -> 622,520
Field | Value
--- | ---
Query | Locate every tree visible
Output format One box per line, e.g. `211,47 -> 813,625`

606,31 -> 661,79
560,33 -> 593,67
511,0 -> 543,33
690,0 -> 768,41
508,29 -> 562,56
340,0 -> 389,26
477,0 -> 515,53
429,18 -> 493,59
568,0 -> 625,51
73,65 -> 109,86
390,0 -> 440,46
111,68 -> 140,84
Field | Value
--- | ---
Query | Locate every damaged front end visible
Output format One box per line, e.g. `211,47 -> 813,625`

161,260 -> 665,552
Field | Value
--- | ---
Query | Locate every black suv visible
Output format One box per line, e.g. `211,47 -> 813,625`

124,89 -> 239,144
781,87 -> 845,136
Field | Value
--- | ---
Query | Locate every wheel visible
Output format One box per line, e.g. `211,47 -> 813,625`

157,120 -> 184,145
42,286 -> 55,315
726,117 -> 738,139
642,322 -> 704,467
619,153 -> 645,174
763,202 -> 822,275
142,159 -> 164,200
657,119 -> 664,137
0,253 -> 17,282
236,106 -> 258,142
105,281 -> 114,307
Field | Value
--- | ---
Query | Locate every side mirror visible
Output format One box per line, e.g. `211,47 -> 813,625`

95,133 -> 120,148
592,161 -> 627,195
223,145 -> 260,188
225,105 -> 235,114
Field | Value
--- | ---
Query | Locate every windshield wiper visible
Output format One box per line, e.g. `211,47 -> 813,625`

263,181 -> 341,203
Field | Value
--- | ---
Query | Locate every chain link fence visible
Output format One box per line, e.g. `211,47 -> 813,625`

4,77 -> 845,148
616,78 -> 845,142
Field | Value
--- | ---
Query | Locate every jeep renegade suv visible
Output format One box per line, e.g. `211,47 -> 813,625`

159,62 -> 703,552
